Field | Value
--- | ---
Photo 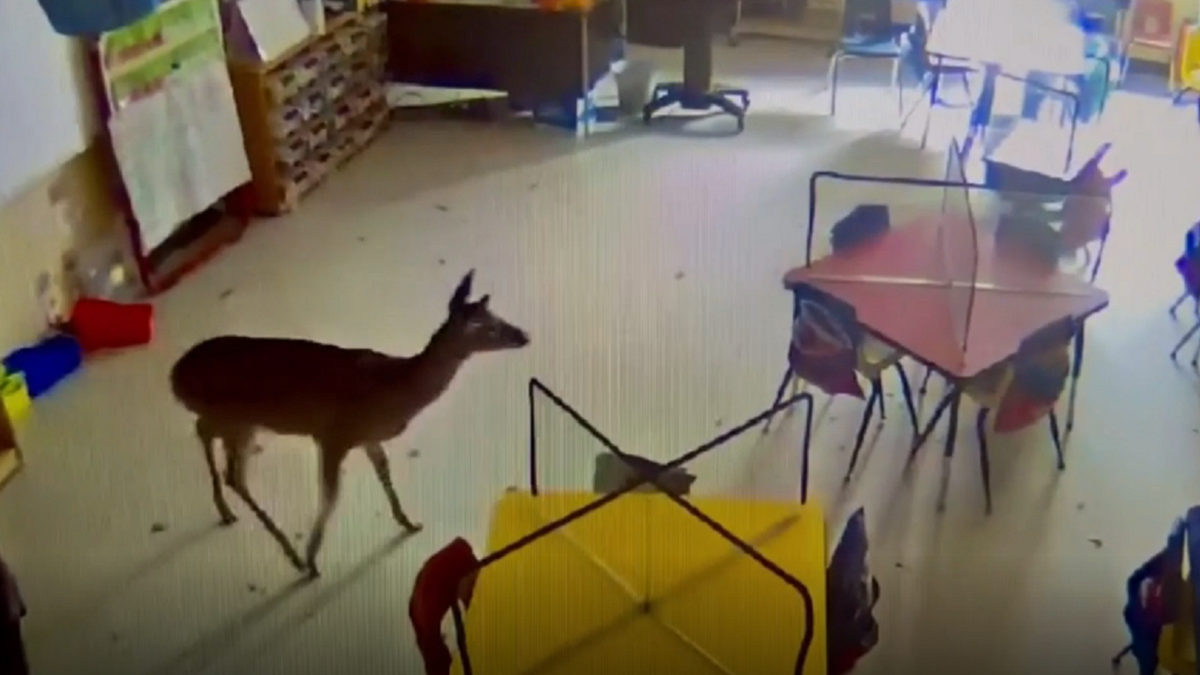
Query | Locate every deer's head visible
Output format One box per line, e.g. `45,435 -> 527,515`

442,270 -> 530,354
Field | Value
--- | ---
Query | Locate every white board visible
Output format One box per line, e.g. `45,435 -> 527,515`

0,1 -> 98,206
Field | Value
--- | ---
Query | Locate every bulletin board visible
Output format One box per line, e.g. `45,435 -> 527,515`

0,0 -> 97,205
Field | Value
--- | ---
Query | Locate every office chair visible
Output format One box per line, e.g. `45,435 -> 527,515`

630,0 -> 750,130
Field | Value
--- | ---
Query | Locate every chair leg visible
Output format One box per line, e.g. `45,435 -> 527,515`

876,378 -> 887,420
1113,644 -> 1133,663
921,72 -> 941,149
828,52 -> 844,116
1172,292 -> 1191,318
1170,321 -> 1200,362
763,367 -> 793,433
919,367 -> 933,395
896,363 -> 919,433
1066,328 -> 1085,434
976,408 -> 993,515
909,388 -> 956,461
1049,410 -> 1065,470
847,381 -> 881,482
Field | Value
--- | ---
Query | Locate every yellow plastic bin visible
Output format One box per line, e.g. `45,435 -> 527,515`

0,370 -> 32,424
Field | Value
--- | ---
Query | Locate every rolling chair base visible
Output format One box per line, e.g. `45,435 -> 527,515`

642,82 -> 750,131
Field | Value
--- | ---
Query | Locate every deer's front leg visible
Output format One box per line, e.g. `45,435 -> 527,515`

304,444 -> 351,578
364,443 -> 422,533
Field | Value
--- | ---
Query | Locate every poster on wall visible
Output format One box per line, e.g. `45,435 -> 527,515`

100,0 -> 250,252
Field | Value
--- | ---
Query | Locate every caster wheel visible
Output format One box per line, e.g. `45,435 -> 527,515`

736,116 -> 745,132
728,34 -> 740,47
642,109 -> 652,125
741,96 -> 750,110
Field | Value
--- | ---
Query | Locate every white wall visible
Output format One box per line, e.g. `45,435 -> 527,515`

0,0 -> 100,205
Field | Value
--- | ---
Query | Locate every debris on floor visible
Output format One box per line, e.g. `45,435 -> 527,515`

674,271 -> 685,280
438,258 -> 446,266
219,289 -> 234,300
1088,538 -> 1103,548
407,449 -> 420,459
434,204 -> 449,212
1077,502 -> 1086,511
149,522 -> 167,534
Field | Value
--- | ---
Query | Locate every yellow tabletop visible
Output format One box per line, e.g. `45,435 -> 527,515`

453,490 -> 827,675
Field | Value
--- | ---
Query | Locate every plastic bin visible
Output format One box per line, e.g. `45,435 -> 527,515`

38,0 -> 160,37
68,298 -> 155,353
0,372 -> 32,424
2,335 -> 84,399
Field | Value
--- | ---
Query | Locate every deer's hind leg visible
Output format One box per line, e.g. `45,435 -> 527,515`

221,426 -> 306,572
195,417 -> 236,526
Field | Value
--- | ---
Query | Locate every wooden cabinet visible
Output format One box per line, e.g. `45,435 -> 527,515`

228,10 -> 389,215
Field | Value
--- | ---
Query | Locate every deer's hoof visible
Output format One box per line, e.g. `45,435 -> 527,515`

403,521 -> 424,534
218,513 -> 237,527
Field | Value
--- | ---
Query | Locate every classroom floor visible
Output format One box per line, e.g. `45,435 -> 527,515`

2,40 -> 1199,675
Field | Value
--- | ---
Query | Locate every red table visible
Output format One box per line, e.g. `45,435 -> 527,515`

783,214 -> 1109,510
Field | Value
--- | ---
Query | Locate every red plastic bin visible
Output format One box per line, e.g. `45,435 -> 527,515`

68,298 -> 154,353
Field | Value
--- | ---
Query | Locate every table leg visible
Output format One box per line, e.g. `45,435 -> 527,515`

935,390 -> 961,513
1066,327 -> 1085,433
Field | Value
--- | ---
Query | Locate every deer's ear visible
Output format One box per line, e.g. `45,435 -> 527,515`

1108,169 -> 1129,187
450,270 -> 475,313
476,294 -> 490,309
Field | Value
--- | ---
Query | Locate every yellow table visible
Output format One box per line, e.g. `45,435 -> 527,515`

453,490 -> 827,675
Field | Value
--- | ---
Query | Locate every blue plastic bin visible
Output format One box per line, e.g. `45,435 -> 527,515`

2,335 -> 83,399
37,0 -> 160,37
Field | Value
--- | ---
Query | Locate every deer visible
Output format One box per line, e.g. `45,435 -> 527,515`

170,270 -> 530,578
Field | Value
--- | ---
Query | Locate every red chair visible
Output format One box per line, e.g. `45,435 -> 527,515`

968,318 -> 1074,514
1123,0 -> 1176,82
409,538 -> 479,675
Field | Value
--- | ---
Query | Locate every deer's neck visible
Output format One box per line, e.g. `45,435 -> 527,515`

398,321 -> 470,405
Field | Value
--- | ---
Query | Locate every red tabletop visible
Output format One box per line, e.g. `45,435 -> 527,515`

784,215 -> 1109,379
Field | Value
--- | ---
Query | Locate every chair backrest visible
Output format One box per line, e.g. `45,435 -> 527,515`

410,538 -> 480,675
1129,0 -> 1173,43
788,283 -> 865,399
992,317 -> 1074,433
842,0 -> 894,40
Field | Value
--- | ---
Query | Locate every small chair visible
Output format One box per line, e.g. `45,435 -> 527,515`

828,0 -> 904,117
1170,222 -> 1200,319
1170,245 -> 1200,367
766,207 -> 919,481
1172,22 -> 1200,123
410,538 -> 479,675
1123,0 -> 1176,83
968,318 -> 1074,514
895,2 -> 976,148
827,508 -> 881,675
